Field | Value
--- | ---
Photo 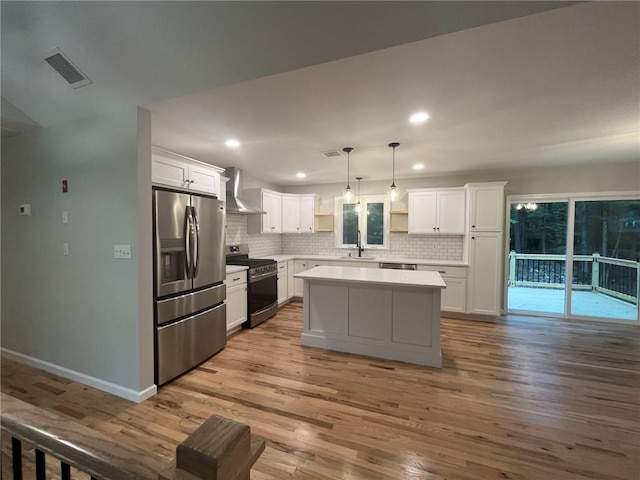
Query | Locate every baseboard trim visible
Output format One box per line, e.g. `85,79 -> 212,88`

1,348 -> 157,403
441,311 -> 504,322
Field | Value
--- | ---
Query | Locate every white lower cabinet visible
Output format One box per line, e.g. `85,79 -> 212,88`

294,260 -> 310,297
225,271 -> 247,333
467,233 -> 503,316
440,277 -> 467,313
277,262 -> 289,305
287,260 -> 295,300
417,265 -> 467,313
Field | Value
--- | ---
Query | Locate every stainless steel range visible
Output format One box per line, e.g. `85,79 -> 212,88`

226,244 -> 278,328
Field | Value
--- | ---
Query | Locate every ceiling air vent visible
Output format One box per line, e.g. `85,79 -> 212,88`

44,47 -> 92,89
322,150 -> 342,158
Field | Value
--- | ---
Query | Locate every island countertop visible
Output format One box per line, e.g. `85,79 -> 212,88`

295,265 -> 446,289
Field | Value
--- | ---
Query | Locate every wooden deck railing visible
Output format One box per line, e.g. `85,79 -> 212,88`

1,392 -> 265,480
508,252 -> 639,304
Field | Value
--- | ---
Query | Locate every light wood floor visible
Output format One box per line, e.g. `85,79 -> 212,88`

2,302 -> 639,480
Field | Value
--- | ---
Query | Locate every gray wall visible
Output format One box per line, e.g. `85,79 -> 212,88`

1,106 -> 154,394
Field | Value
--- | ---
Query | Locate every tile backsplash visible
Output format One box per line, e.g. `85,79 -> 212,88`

225,215 -> 282,257
226,215 -> 464,261
281,232 -> 463,260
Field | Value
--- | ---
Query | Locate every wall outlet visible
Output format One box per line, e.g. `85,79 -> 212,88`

19,204 -> 31,216
62,242 -> 69,256
62,211 -> 68,224
114,244 -> 132,259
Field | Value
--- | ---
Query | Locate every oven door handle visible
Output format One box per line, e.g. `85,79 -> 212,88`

250,271 -> 277,282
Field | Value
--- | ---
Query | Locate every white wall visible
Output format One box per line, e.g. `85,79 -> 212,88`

1,107 -> 154,400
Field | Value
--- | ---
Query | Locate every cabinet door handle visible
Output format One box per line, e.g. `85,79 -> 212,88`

472,225 -> 476,228
471,236 -> 475,239
438,270 -> 446,274
232,277 -> 240,281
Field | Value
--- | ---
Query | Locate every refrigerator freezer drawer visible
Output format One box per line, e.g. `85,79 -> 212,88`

156,283 -> 226,325
156,302 -> 226,385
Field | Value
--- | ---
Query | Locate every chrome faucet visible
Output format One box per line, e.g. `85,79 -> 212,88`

356,229 -> 364,257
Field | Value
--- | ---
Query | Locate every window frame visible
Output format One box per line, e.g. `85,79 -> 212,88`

334,194 -> 390,249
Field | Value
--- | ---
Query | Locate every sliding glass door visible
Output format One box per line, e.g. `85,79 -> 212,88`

507,201 -> 569,315
507,195 -> 639,322
570,199 -> 640,321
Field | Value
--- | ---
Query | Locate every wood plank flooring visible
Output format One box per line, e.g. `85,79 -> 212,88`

2,302 -> 639,479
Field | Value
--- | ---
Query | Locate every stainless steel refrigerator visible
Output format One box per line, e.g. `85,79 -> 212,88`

153,187 -> 226,385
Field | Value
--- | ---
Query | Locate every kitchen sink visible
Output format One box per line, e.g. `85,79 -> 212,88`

339,256 -> 376,260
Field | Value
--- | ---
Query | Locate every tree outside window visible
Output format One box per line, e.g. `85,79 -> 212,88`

336,195 -> 389,249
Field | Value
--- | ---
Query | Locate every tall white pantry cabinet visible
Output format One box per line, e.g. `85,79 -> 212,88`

466,182 -> 507,316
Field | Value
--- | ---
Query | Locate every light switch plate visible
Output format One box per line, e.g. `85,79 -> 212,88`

114,244 -> 132,259
62,211 -> 68,224
62,242 -> 69,256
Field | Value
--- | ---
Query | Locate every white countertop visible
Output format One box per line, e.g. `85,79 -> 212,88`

262,254 -> 467,267
295,266 -> 446,288
226,265 -> 248,274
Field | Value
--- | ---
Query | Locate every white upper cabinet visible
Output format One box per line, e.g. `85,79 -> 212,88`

299,195 -> 315,233
246,189 -> 282,233
281,195 -> 300,233
188,163 -> 220,195
408,191 -> 437,233
152,155 -> 189,189
281,194 -> 315,233
152,149 -> 222,196
264,191 -> 282,233
408,188 -> 466,234
468,182 -> 507,232
247,190 -> 315,234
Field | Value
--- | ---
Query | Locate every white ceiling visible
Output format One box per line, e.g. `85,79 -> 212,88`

3,2 -> 638,186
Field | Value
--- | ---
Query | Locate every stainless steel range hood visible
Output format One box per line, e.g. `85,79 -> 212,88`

224,167 -> 266,214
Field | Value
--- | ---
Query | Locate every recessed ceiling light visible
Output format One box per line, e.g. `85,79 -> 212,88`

296,172 -> 306,179
409,112 -> 430,124
413,163 -> 425,170
225,139 -> 240,148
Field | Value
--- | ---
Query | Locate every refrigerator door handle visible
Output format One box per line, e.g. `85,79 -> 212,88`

192,206 -> 200,277
184,206 -> 193,278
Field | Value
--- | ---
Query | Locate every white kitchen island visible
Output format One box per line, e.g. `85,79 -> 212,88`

295,266 -> 446,368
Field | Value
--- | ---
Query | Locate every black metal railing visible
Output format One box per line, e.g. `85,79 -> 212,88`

508,252 -> 638,304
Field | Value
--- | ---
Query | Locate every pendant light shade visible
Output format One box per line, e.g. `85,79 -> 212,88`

355,177 -> 363,214
388,142 -> 400,202
343,147 -> 354,203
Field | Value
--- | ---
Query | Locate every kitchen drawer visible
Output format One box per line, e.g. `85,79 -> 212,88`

225,271 -> 247,287
278,262 -> 288,274
417,265 -> 467,278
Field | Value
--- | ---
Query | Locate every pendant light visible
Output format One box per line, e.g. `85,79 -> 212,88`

343,147 -> 354,203
388,142 -> 400,202
355,177 -> 363,213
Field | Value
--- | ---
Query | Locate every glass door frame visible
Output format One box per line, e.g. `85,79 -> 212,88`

505,195 -> 571,318
505,191 -> 640,324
